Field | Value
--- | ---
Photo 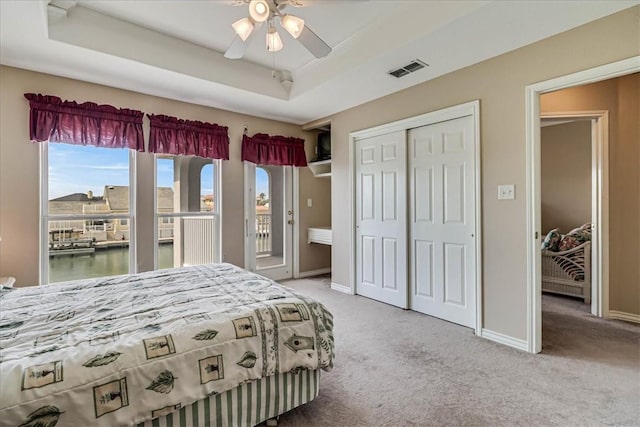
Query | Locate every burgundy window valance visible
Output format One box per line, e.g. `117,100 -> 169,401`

148,114 -> 229,160
242,133 -> 307,167
24,93 -> 144,151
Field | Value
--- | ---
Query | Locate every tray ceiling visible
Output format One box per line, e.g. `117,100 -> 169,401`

1,0 -> 636,124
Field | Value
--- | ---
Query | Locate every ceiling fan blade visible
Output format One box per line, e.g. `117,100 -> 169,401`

287,0 -> 369,5
224,0 -> 250,5
297,25 -> 331,58
224,35 -> 249,59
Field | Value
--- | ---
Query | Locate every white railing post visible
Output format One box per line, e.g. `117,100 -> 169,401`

255,213 -> 272,256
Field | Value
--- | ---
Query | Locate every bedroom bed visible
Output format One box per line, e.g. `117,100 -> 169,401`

0,263 -> 334,427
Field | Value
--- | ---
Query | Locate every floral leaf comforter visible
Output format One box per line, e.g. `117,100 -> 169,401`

0,264 -> 335,426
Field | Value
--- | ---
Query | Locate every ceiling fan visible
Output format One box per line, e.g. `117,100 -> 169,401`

224,0 -> 332,60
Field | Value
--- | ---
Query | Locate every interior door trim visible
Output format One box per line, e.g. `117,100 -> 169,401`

243,162 -> 256,272
540,111 -> 609,319
525,56 -> 638,353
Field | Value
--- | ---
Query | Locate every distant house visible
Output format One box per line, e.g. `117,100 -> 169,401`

48,191 -> 108,242
158,187 -> 174,213
102,186 -> 131,240
201,194 -> 214,211
49,190 -> 106,215
102,185 -> 129,213
49,186 -> 174,242
157,187 -> 176,240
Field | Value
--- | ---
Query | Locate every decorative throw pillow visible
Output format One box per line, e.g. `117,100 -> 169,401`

541,229 -> 561,251
558,234 -> 581,251
566,225 -> 591,244
558,223 -> 592,251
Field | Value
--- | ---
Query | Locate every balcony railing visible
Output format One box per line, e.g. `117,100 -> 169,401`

49,214 -> 269,264
49,220 -> 113,243
256,213 -> 271,255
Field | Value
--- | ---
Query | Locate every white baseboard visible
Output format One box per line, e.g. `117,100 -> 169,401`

296,268 -> 331,279
480,328 -> 528,352
608,310 -> 640,324
330,282 -> 353,295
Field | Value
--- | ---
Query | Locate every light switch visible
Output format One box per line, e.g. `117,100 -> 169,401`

498,185 -> 515,200
307,198 -> 313,207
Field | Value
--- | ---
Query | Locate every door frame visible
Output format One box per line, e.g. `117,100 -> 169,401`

243,162 -> 299,280
348,100 -> 482,335
540,112 -> 609,319
525,56 -> 639,354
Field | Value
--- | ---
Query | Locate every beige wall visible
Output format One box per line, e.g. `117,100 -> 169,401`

298,168 -> 332,273
616,74 -> 640,316
320,7 -> 639,339
541,73 -> 640,316
0,66 -> 331,285
541,121 -> 592,233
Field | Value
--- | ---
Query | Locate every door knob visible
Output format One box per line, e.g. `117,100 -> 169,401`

288,210 -> 293,216
288,219 -> 294,225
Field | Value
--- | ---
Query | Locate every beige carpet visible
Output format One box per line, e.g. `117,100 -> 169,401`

268,276 -> 640,427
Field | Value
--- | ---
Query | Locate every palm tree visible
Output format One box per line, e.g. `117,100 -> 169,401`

257,193 -> 269,206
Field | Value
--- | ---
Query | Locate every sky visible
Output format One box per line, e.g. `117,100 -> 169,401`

49,143 -> 129,199
48,143 -> 269,200
256,167 -> 269,197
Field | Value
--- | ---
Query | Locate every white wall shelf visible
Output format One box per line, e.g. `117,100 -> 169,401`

308,159 -> 331,178
308,226 -> 332,245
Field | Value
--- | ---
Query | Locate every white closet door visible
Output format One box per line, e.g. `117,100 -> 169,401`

409,116 -> 476,328
355,131 -> 408,308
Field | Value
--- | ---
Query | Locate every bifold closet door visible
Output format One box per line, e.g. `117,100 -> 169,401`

355,131 -> 408,308
408,116 -> 476,328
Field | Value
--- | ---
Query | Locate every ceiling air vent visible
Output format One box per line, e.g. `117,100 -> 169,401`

388,59 -> 429,78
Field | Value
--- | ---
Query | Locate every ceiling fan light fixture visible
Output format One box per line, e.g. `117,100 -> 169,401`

224,0 -> 331,60
266,26 -> 283,52
232,17 -> 254,41
249,0 -> 270,23
281,14 -> 305,39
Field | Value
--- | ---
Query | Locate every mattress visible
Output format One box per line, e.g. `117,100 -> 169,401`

0,264 -> 334,426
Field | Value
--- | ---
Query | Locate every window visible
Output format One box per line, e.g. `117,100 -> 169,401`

42,143 -> 135,283
155,156 -> 220,270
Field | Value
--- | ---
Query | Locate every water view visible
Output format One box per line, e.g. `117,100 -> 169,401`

49,244 -> 174,283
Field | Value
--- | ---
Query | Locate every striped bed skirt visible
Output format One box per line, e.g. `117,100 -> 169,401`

137,369 -> 321,427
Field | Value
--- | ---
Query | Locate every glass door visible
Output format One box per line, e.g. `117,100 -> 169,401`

245,163 -> 293,281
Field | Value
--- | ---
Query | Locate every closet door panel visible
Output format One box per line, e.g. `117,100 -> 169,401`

355,131 -> 407,308
409,116 -> 477,328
